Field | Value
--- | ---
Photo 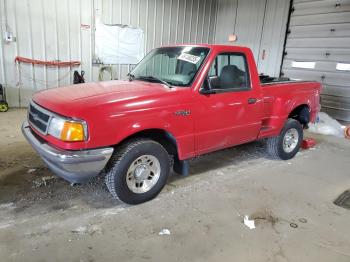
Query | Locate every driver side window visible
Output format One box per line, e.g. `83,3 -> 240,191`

208,53 -> 251,91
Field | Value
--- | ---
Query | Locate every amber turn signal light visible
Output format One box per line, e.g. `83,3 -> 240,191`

60,121 -> 85,142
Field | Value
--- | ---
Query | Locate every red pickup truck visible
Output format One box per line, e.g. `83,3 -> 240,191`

22,44 -> 321,204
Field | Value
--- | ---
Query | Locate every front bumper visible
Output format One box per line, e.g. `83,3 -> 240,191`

22,121 -> 114,183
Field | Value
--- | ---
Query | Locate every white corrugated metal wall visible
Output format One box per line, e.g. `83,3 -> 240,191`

282,0 -> 350,122
97,0 -> 218,82
0,0 -> 94,107
214,0 -> 290,77
257,0 -> 291,76
0,0 -> 296,108
0,0 -> 217,107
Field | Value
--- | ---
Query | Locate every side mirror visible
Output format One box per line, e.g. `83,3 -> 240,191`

200,88 -> 216,95
200,77 -> 216,95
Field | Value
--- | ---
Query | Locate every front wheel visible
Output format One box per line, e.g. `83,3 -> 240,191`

105,139 -> 171,205
266,119 -> 303,160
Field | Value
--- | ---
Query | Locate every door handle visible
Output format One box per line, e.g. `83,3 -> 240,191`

248,98 -> 257,104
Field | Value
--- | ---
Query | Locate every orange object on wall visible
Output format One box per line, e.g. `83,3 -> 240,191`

15,56 -> 80,67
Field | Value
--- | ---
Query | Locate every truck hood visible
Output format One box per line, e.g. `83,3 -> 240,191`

33,80 -> 183,118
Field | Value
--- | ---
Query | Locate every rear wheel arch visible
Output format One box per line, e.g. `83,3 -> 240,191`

288,104 -> 310,126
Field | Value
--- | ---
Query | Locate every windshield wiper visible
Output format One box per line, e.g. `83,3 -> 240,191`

137,75 -> 173,88
127,73 -> 135,81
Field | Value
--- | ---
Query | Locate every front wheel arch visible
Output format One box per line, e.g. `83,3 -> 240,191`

114,128 -> 180,159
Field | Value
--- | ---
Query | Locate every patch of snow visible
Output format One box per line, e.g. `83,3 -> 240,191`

0,221 -> 14,229
308,112 -> 345,138
158,228 -> 171,235
243,215 -> 255,230
0,202 -> 15,209
71,226 -> 87,234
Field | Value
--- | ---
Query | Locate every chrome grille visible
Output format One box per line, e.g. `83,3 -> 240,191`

28,102 -> 52,134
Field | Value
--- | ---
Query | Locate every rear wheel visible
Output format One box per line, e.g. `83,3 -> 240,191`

105,139 -> 171,204
266,119 -> 303,160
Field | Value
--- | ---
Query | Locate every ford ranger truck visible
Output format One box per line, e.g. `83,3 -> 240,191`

22,44 -> 321,204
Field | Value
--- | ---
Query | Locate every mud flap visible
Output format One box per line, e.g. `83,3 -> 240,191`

173,158 -> 189,176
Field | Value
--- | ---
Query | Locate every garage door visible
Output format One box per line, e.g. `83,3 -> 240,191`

281,0 -> 350,122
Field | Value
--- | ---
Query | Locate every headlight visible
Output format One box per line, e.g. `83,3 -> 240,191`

48,117 -> 87,142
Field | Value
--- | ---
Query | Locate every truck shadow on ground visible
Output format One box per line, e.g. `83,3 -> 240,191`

0,139 -> 272,216
188,140 -> 268,175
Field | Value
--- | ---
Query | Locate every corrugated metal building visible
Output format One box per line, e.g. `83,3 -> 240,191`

0,0 -> 349,122
0,0 -> 289,107
0,0 -> 217,107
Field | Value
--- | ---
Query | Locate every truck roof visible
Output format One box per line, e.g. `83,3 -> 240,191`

160,43 -> 252,52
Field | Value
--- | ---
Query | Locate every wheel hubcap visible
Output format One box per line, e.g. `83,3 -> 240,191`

126,155 -> 161,194
283,128 -> 299,153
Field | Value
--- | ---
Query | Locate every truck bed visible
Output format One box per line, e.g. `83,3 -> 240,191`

259,74 -> 317,87
259,74 -> 293,85
258,80 -> 321,138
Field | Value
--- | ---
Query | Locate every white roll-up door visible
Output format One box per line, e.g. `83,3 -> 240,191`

281,0 -> 350,122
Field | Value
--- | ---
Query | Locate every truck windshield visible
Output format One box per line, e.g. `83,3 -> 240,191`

130,46 -> 210,87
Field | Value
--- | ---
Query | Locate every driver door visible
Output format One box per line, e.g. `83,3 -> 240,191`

194,52 -> 263,155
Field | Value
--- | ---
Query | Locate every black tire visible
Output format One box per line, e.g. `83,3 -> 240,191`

105,139 -> 171,205
266,119 -> 303,160
298,107 -> 310,126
